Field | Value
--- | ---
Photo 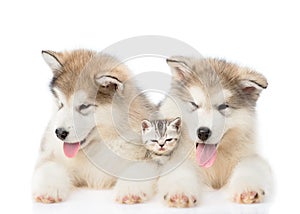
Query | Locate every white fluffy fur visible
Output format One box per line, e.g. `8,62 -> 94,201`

32,116 -> 116,203
114,162 -> 157,204
158,161 -> 202,207
114,157 -> 203,207
32,161 -> 72,203
225,155 -> 273,202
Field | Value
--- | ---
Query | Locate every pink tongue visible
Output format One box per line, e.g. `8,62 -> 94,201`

196,144 -> 217,168
63,142 -> 80,158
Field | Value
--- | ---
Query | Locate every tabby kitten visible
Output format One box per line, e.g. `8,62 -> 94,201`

141,117 -> 181,164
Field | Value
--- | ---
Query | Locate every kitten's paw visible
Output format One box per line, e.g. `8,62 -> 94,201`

233,189 -> 265,204
116,193 -> 147,204
164,193 -> 197,208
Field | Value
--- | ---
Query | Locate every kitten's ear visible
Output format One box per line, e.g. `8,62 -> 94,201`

141,120 -> 152,132
95,75 -> 124,95
42,50 -> 63,75
166,57 -> 192,81
170,117 -> 181,131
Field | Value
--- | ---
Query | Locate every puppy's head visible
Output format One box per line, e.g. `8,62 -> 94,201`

42,50 -> 129,157
166,57 -> 267,167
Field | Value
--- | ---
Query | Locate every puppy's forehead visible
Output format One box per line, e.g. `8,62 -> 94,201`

189,86 -> 207,103
189,86 -> 232,104
53,87 -> 91,105
72,90 -> 91,104
50,53 -> 130,100
50,50 -> 97,97
210,89 -> 232,104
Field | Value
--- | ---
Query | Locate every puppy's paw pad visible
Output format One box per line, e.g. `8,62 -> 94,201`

164,193 -> 197,208
234,190 -> 265,204
35,195 -> 62,203
116,193 -> 146,204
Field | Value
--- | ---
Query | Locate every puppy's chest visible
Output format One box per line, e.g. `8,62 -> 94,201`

202,153 -> 237,189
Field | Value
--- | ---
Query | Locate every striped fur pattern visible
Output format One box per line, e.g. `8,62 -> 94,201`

141,118 -> 181,164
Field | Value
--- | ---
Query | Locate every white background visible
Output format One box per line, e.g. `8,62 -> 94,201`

0,0 -> 299,213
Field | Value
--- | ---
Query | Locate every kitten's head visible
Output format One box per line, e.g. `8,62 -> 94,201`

141,117 -> 181,155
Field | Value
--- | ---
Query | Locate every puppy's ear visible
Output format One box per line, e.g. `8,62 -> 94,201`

42,50 -> 63,74
166,57 -> 192,81
95,75 -> 124,95
239,70 -> 268,101
170,117 -> 181,131
141,120 -> 152,133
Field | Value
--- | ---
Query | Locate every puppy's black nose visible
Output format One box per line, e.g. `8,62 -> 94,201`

197,127 -> 211,141
55,128 -> 69,141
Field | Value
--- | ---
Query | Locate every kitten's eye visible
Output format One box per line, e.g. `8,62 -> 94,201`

218,104 -> 229,111
79,104 -> 92,111
165,138 -> 173,142
151,140 -> 158,143
189,101 -> 199,110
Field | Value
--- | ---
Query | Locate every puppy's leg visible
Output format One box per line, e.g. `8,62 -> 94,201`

114,162 -> 157,204
32,161 -> 72,203
158,162 -> 201,208
226,155 -> 273,204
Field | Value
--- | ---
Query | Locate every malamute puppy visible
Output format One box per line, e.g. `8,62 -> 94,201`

159,56 -> 273,204
32,49 -> 154,203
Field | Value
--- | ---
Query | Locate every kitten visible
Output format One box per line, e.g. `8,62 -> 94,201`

141,117 -> 181,165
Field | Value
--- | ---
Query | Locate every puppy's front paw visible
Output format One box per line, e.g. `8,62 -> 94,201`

116,193 -> 147,204
164,193 -> 197,208
114,180 -> 154,205
32,162 -> 72,203
35,195 -> 63,204
33,183 -> 70,203
233,189 -> 265,204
